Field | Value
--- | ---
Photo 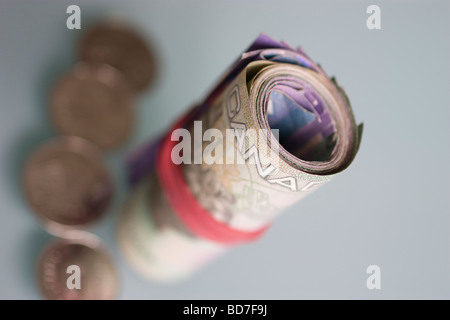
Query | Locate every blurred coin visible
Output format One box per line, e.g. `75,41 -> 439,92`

79,20 -> 157,92
50,62 -> 134,150
23,136 -> 113,234
37,237 -> 119,300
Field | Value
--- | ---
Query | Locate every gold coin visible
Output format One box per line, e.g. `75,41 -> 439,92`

79,20 -> 157,92
23,136 -> 113,234
37,237 -> 119,300
50,62 -> 134,150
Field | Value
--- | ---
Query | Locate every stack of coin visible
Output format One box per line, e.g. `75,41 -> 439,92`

23,19 -> 157,299
50,20 -> 157,150
24,121 -> 120,301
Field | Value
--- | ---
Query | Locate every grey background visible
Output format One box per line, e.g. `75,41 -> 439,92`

0,0 -> 449,299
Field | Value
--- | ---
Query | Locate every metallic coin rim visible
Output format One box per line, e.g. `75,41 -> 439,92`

49,62 -> 135,150
78,20 -> 157,92
36,235 -> 119,300
22,136 -> 114,235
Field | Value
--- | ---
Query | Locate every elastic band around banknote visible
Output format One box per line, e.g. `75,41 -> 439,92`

156,108 -> 269,245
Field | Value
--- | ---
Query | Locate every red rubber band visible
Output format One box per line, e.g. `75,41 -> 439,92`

156,110 -> 268,245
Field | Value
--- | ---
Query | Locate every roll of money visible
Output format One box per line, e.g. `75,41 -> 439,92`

119,34 -> 363,282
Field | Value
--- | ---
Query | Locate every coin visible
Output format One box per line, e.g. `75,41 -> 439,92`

37,237 -> 119,300
50,62 -> 134,150
79,20 -> 157,92
23,136 -> 113,234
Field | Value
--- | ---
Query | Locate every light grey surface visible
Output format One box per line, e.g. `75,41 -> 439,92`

0,0 -> 449,299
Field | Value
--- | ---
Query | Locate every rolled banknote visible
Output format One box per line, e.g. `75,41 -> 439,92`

118,34 -> 363,282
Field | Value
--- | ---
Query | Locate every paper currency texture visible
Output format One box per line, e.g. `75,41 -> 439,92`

119,34 -> 363,282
